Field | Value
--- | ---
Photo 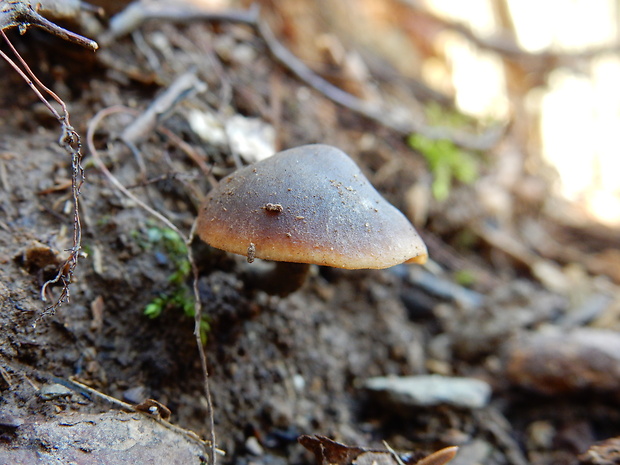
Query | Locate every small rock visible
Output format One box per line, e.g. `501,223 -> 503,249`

448,439 -> 492,465
39,383 -> 72,400
225,115 -> 275,163
363,375 -> 491,409
123,385 -> 147,404
245,436 -> 264,456
0,414 -> 24,430
504,327 -> 620,395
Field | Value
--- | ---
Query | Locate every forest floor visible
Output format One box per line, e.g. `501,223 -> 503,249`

1,2 -> 620,465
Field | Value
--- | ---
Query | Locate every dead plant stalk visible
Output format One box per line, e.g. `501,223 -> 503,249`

86,105 -> 217,465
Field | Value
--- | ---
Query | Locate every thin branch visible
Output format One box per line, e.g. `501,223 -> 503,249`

188,219 -> 216,465
1,29 -> 84,316
0,0 -> 98,50
86,106 -> 186,240
252,16 -> 505,151
67,377 -> 224,457
157,126 -> 216,185
121,68 -> 207,146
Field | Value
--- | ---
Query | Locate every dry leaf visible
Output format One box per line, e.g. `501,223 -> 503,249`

298,435 -> 458,465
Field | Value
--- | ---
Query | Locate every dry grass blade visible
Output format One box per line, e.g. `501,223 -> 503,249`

415,447 -> 459,465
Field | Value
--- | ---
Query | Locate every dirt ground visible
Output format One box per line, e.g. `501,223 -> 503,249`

1,2 -> 620,465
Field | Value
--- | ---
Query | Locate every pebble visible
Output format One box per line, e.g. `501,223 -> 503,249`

504,327 -> 620,394
363,374 -> 491,409
0,414 -> 24,429
448,439 -> 492,465
38,383 -> 72,400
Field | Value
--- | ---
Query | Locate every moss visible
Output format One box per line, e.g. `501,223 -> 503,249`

139,225 -> 210,342
408,103 -> 482,201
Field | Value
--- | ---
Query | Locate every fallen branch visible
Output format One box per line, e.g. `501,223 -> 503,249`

100,2 -> 503,151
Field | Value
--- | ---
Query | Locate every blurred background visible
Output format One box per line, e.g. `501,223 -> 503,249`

239,0 -> 620,227
3,1 -> 620,463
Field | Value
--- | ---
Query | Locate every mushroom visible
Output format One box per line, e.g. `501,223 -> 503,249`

196,144 -> 427,296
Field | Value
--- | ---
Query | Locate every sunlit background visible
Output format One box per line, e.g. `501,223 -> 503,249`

427,0 -> 620,226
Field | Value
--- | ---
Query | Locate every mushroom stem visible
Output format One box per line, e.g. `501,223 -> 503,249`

245,261 -> 311,297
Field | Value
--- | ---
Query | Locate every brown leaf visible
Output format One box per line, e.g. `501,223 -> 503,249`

299,435 -> 365,465
298,435 -> 458,465
135,399 -> 172,421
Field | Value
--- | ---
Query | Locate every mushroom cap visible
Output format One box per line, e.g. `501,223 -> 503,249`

197,144 -> 428,269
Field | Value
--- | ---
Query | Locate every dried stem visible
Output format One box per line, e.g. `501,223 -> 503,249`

0,0 -> 98,50
0,30 -> 85,316
188,219 -> 216,465
86,105 -> 217,465
1,0 -> 98,313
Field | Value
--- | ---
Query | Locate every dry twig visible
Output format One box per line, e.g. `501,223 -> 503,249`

67,377 -> 224,457
1,30 -> 81,315
86,104 -> 217,465
100,2 -> 503,151
121,68 -> 207,145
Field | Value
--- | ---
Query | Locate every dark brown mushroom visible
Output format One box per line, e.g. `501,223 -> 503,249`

196,144 -> 427,296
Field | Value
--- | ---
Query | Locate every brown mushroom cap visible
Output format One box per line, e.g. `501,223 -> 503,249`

197,144 -> 428,269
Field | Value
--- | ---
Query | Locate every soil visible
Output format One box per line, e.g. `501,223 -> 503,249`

1,6 -> 620,465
